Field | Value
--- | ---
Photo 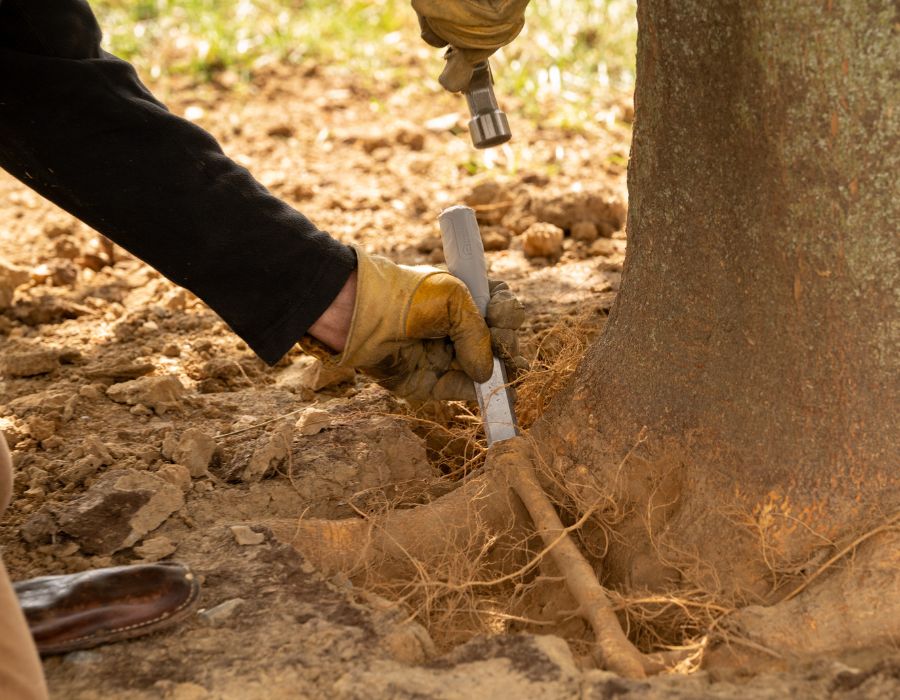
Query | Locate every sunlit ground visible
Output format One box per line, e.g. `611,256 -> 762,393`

93,0 -> 637,129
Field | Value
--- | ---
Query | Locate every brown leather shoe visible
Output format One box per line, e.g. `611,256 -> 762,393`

13,562 -> 201,655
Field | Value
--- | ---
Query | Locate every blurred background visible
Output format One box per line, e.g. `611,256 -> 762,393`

92,0 -> 637,129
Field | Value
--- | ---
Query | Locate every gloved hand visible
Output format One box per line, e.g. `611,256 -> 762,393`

412,0 -> 531,92
338,248 -> 524,403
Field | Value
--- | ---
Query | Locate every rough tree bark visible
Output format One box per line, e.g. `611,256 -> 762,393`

271,0 -> 899,673
533,0 -> 899,599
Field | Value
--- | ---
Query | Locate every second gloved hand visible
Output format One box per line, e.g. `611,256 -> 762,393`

338,248 -> 523,403
413,0 -> 531,92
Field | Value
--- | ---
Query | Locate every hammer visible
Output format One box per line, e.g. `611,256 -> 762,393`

439,205 -> 518,445
464,61 -> 512,149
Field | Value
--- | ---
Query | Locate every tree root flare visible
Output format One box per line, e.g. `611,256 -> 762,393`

266,437 -> 686,678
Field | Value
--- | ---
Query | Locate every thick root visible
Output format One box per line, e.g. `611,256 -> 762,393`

266,470 -> 525,578
494,440 -> 650,678
268,437 -> 685,679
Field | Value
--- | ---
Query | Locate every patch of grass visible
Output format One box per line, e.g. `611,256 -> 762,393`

92,0 -> 636,124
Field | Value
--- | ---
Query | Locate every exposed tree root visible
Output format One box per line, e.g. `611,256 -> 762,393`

492,440 -> 650,678
267,469 -> 525,578
267,436 -> 675,678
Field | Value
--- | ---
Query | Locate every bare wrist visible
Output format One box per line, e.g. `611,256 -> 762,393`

308,270 -> 357,352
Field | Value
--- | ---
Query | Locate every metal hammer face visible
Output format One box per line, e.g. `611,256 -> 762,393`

464,61 -> 512,149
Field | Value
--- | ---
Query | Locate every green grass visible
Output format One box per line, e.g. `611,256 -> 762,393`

92,0 -> 636,124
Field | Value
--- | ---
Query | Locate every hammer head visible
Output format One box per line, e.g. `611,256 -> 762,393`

464,61 -> 512,149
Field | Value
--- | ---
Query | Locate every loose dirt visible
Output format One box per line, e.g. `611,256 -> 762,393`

1,61 -> 896,698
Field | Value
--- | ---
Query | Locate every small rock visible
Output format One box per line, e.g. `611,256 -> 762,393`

171,428 -> 218,477
230,525 -> 265,546
276,355 -> 355,392
162,343 -> 181,357
267,123 -> 294,138
220,424 -> 293,483
20,509 -> 58,544
134,535 -> 177,561
464,180 -> 513,225
82,362 -> 157,381
532,190 -> 627,232
481,227 -> 511,251
58,455 -> 103,486
0,257 -> 29,311
522,222 -> 564,259
83,436 -> 114,463
465,180 -> 506,207
7,389 -> 70,416
24,415 -> 57,441
2,348 -> 60,377
106,375 -> 185,415
571,220 -> 600,243
200,598 -> 245,626
156,464 -> 192,492
295,407 -> 333,436
57,469 -> 184,554
78,384 -> 105,400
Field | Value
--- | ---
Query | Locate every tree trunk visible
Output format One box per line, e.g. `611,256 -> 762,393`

535,0 -> 899,600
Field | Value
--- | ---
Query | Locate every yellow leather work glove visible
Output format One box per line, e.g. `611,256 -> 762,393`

338,248 -> 524,403
413,0 -> 531,92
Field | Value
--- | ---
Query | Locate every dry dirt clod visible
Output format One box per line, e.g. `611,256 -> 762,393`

58,455 -> 104,486
572,220 -> 600,243
0,256 -> 29,310
24,415 -> 57,442
82,361 -> 156,381
230,525 -> 265,546
169,428 -> 218,478
56,468 -> 185,555
276,354 -> 355,392
532,189 -> 627,234
2,347 -> 60,377
134,535 -> 177,561
20,509 -> 58,545
465,180 -> 514,225
481,227 -> 512,251
295,406 -> 333,436
523,223 -> 565,260
157,463 -> 192,492
221,424 -> 293,483
106,374 -> 186,415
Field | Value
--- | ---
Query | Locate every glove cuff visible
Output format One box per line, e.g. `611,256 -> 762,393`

338,247 -> 442,369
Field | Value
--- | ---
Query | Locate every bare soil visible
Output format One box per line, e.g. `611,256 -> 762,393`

1,62 -> 896,698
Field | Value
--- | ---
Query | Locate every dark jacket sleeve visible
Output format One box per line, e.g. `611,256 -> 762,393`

0,0 -> 356,364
